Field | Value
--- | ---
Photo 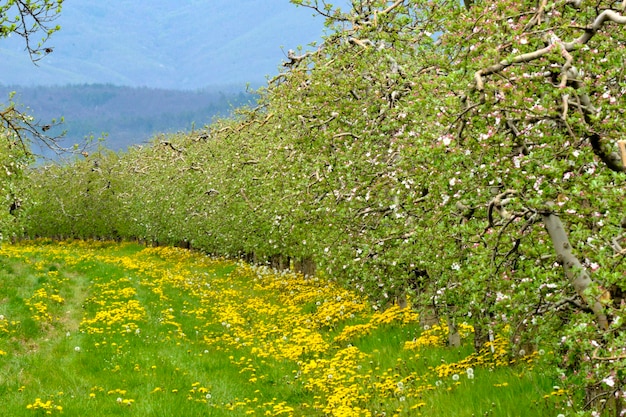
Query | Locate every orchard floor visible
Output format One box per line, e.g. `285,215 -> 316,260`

0,240 -> 562,416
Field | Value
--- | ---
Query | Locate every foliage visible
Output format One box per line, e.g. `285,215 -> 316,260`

0,239 -> 555,416
20,0 -> 626,414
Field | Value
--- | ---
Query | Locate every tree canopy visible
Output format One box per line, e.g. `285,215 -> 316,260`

15,0 -> 626,414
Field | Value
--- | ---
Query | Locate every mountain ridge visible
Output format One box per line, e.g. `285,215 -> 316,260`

0,83 -> 253,154
0,0 -> 330,89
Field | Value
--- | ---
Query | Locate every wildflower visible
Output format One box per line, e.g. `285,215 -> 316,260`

74,346 -> 81,352
452,374 -> 460,381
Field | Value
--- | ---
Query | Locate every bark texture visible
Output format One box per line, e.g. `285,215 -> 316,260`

542,211 -> 609,330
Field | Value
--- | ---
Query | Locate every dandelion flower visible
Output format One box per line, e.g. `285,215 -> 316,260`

452,374 -> 460,381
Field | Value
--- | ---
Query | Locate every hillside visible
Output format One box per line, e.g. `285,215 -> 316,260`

0,0 -> 334,89
0,84 -> 254,153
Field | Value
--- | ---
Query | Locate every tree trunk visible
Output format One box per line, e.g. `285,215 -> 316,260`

472,316 -> 491,352
448,319 -> 461,347
294,256 -> 316,276
542,211 -> 609,330
269,254 -> 289,270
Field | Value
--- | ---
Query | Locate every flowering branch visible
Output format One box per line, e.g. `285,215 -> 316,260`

592,348 -> 626,361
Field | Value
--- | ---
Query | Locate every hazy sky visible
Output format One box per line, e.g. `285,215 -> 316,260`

0,1 -> 342,89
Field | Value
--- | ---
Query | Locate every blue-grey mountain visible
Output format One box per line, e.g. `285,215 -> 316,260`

0,0 -> 328,89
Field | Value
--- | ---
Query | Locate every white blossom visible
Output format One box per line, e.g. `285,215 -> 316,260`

602,376 -> 615,388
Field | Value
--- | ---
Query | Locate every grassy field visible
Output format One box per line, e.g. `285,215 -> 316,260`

0,240 -> 565,416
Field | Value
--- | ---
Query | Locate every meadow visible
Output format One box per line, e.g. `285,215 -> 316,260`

0,240 -> 565,416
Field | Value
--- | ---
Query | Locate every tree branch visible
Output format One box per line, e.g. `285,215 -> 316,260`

541,208 -> 609,330
589,133 -> 626,173
475,9 -> 626,91
1,103 -> 67,155
591,347 -> 626,361
618,140 -> 626,169
8,0 -> 62,62
472,8 -> 626,173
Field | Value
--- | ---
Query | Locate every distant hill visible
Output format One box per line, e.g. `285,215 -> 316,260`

0,0 -> 332,89
0,84 -> 254,154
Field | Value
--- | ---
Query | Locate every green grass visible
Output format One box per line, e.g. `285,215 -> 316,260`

0,240 -> 564,416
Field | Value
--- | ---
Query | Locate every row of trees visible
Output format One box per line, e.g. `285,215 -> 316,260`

3,0 -> 625,414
